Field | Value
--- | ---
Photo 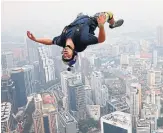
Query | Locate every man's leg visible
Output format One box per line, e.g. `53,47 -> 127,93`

104,11 -> 124,29
93,11 -> 124,29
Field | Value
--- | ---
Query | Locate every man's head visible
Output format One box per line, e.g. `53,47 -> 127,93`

62,45 -> 74,61
62,45 -> 78,66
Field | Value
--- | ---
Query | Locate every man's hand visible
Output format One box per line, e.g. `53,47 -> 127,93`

27,31 -> 36,41
97,14 -> 106,28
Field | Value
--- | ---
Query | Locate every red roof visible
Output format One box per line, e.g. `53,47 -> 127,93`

140,53 -> 152,58
42,95 -> 55,104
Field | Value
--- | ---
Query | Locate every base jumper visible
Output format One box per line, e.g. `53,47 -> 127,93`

27,11 -> 124,71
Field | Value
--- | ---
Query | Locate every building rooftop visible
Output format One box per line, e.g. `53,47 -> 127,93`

1,102 -> 11,122
137,119 -> 150,127
84,85 -> 91,90
59,111 -> 76,124
11,67 -> 24,73
41,93 -> 56,114
101,111 -> 131,129
68,79 -> 83,86
108,99 -> 129,111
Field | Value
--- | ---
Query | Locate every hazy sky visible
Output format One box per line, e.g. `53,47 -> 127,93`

1,0 -> 163,36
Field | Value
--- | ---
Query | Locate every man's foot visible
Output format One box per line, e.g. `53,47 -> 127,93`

109,19 -> 124,29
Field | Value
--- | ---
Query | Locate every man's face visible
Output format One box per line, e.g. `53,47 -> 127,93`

62,46 -> 73,60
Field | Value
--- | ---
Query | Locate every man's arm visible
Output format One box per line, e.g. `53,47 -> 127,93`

35,38 -> 53,45
27,31 -> 53,45
98,25 -> 105,43
97,15 -> 106,43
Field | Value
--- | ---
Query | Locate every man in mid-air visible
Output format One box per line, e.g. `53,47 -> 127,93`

27,11 -> 124,71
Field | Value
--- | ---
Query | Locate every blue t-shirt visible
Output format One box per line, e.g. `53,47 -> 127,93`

52,15 -> 99,52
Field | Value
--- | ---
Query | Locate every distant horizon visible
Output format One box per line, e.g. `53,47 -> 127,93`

2,0 -> 163,34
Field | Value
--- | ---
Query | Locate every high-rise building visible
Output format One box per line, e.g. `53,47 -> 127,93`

101,85 -> 109,107
68,79 -> 86,120
120,54 -> 129,67
1,51 -> 14,74
60,71 -> 81,111
32,93 -> 57,133
152,50 -> 158,67
130,83 -> 142,129
85,85 -> 93,105
10,68 -> 28,108
23,65 -> 35,95
136,119 -> 150,133
147,69 -> 162,87
1,102 -> 15,133
157,26 -> 163,46
38,46 -> 55,84
101,111 -> 132,133
33,109 -> 45,133
91,71 -> 103,105
1,75 -> 17,113
26,38 -> 39,64
58,111 -> 78,133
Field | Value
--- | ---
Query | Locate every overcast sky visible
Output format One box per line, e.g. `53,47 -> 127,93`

1,0 -> 163,36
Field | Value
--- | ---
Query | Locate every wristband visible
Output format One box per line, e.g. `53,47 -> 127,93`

98,24 -> 104,28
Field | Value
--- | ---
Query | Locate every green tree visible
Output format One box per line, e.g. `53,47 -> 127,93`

78,118 -> 99,133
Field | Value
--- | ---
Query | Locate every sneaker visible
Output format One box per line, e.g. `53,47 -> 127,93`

109,19 -> 124,29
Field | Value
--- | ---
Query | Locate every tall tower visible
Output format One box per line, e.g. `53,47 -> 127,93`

130,83 -> 142,129
157,26 -> 163,46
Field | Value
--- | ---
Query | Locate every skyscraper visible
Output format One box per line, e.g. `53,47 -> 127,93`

130,83 -> 142,129
147,69 -> 161,87
1,102 -> 15,133
101,111 -> 132,133
58,111 -> 78,133
26,38 -> 39,64
1,75 -> 17,113
38,46 -> 55,83
1,51 -> 14,74
60,71 -> 81,111
157,26 -> 163,46
91,71 -> 103,105
68,79 -> 86,120
32,93 -> 57,133
10,68 -> 28,108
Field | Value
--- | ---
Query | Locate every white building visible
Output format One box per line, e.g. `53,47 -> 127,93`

120,54 -> 129,66
1,51 -> 14,74
101,111 -> 132,133
60,71 -> 81,111
136,119 -> 150,133
85,85 -> 93,105
38,46 -> 55,83
130,83 -> 142,128
101,85 -> 109,106
157,26 -> 163,46
147,69 -> 162,87
91,71 -> 103,105
58,111 -> 78,133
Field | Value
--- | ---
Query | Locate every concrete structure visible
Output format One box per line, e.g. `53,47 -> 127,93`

1,102 -> 14,133
58,111 -> 78,133
101,111 -> 132,133
136,119 -> 150,133
32,93 -> 57,133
